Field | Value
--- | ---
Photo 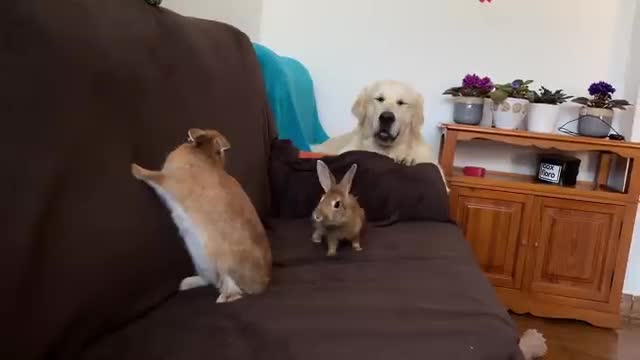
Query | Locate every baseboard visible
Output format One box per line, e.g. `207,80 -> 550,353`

620,294 -> 640,319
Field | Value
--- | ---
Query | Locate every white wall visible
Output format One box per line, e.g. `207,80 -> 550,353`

261,0 -> 640,293
623,2 -> 640,294
261,0 -> 636,150
163,0 -> 262,40
628,2 -> 640,141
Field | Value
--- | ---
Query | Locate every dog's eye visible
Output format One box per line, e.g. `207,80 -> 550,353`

375,96 -> 385,103
333,201 -> 341,209
397,100 -> 406,106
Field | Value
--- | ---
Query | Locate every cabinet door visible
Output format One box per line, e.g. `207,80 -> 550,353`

528,198 -> 623,302
453,188 -> 533,289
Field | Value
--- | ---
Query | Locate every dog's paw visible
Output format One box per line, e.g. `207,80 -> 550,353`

394,157 -> 416,166
519,329 -> 547,360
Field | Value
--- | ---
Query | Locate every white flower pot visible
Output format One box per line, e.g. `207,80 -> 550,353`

527,103 -> 561,133
492,98 -> 529,130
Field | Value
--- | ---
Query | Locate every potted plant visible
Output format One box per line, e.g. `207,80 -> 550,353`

527,87 -> 572,133
571,81 -> 631,138
443,74 -> 493,125
490,79 -> 535,129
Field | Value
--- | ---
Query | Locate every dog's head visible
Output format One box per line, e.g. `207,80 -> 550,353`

351,80 -> 424,148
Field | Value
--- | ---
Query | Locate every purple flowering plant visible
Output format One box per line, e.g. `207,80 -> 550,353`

572,81 -> 630,110
443,74 -> 494,97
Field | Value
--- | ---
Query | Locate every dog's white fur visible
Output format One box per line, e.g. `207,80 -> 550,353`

313,80 -> 448,191
312,80 -> 436,165
519,329 -> 547,359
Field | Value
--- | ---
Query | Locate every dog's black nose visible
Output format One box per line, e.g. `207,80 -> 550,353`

379,111 -> 395,127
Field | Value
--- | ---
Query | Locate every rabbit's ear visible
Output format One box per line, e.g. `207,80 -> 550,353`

316,160 -> 335,192
188,128 -> 208,144
340,163 -> 358,193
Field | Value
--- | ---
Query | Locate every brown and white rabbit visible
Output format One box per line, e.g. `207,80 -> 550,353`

131,128 -> 271,303
312,160 -> 365,256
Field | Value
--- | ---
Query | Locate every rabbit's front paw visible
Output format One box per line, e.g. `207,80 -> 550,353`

179,276 -> 207,291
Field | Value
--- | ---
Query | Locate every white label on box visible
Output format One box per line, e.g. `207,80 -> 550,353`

538,163 -> 562,183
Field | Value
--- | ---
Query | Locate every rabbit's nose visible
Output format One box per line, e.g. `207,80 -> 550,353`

313,213 -> 323,222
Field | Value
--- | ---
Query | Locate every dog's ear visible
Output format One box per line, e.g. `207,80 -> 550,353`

351,86 -> 369,127
410,93 -> 425,132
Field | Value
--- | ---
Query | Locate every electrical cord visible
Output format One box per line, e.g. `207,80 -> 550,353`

557,116 -> 625,141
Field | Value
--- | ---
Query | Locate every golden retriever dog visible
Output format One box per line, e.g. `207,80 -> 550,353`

313,80 -> 447,190
313,80 -> 435,165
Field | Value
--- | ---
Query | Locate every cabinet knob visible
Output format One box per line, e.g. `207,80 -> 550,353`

534,242 -> 540,248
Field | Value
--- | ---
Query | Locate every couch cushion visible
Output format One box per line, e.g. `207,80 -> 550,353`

270,140 -> 450,222
81,220 -> 522,360
1,2 -> 274,358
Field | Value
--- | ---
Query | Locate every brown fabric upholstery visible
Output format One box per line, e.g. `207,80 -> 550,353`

270,140 -> 451,222
81,220 -> 523,360
1,1 -> 274,359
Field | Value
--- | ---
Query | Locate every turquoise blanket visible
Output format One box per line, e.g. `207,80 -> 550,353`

253,43 -> 328,151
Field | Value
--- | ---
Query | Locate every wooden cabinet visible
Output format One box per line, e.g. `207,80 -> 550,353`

440,124 -> 640,328
528,198 -> 623,303
452,188 -> 532,289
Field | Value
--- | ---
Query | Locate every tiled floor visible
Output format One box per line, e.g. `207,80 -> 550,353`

512,314 -> 640,360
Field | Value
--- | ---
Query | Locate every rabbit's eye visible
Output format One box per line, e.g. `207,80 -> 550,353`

333,201 -> 341,209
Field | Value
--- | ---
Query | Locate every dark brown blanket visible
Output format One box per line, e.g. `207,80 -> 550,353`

269,140 -> 451,222
82,220 -> 523,360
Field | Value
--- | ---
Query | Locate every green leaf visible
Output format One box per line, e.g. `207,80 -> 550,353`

443,88 -> 461,96
611,99 -> 631,106
572,97 -> 590,104
490,89 -> 509,104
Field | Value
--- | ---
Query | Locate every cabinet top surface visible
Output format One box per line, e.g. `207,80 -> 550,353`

441,123 -> 640,152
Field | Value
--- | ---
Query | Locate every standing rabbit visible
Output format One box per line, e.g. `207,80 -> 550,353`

312,160 -> 365,256
131,128 -> 271,303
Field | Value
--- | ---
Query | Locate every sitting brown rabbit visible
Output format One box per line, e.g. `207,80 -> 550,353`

311,160 -> 365,256
131,128 -> 271,303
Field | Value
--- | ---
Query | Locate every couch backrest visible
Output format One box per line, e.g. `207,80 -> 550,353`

1,1 -> 275,358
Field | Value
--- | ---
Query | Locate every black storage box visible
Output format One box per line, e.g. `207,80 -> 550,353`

536,154 -> 581,186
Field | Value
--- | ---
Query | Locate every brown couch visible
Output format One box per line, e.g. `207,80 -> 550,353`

2,1 -> 523,359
